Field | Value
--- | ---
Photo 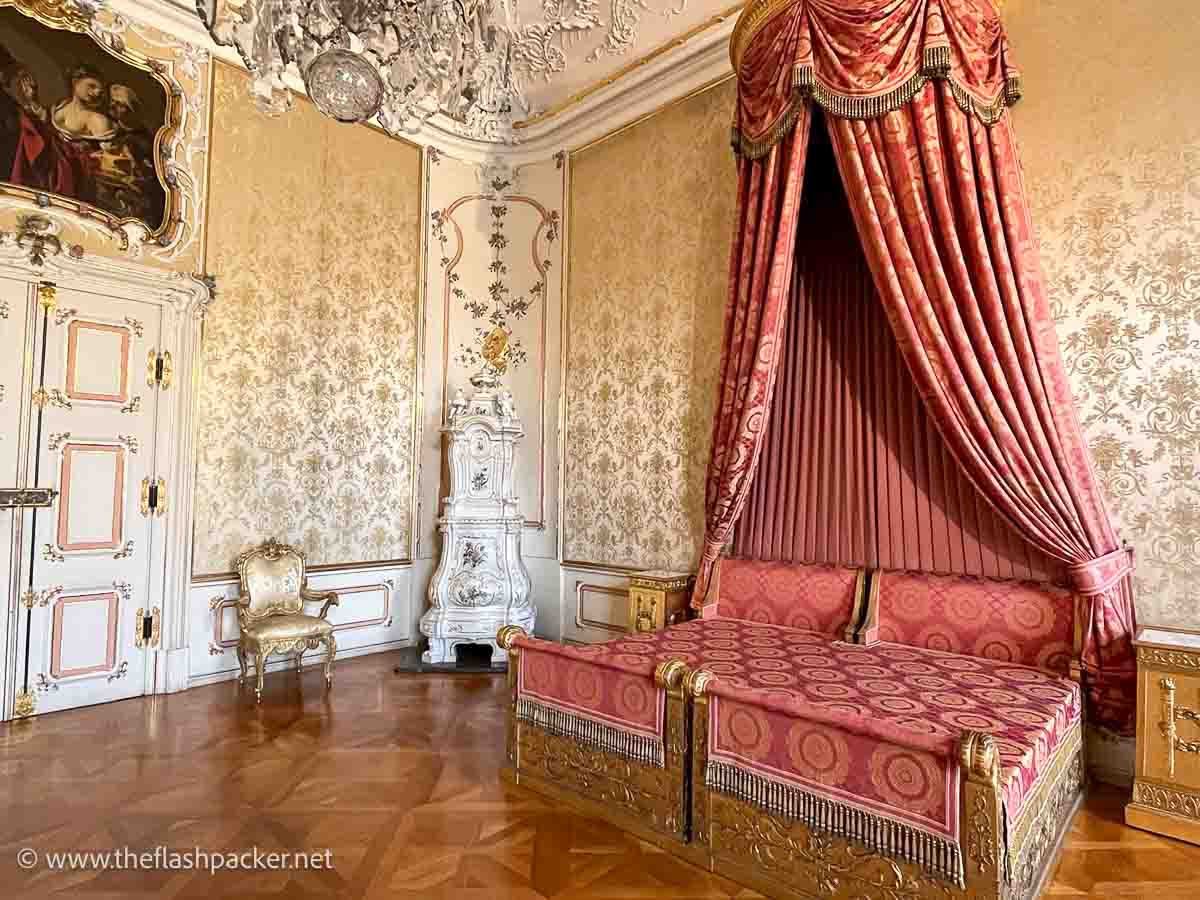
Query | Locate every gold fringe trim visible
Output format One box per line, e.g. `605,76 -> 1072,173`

516,698 -> 665,767
707,760 -> 966,886
732,47 -> 1020,158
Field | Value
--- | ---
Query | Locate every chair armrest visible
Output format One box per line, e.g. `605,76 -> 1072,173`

235,593 -> 251,609
302,586 -> 339,620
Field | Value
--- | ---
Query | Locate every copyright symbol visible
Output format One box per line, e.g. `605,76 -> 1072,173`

17,848 -> 37,869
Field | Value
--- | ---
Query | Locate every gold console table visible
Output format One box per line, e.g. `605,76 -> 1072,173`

1126,626 -> 1200,845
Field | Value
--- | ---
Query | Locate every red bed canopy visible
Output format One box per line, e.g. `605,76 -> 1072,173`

697,0 -> 1137,732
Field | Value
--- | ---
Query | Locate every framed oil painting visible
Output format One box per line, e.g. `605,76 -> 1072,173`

0,0 -> 181,240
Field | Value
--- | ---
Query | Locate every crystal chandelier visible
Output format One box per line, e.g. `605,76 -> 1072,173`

195,0 -> 527,140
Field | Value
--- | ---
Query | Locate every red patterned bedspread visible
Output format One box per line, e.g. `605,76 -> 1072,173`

514,619 -> 1080,836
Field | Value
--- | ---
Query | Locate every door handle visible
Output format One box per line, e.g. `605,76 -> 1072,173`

0,488 -> 58,509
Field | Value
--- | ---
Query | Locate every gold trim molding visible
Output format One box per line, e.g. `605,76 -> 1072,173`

514,4 -> 745,131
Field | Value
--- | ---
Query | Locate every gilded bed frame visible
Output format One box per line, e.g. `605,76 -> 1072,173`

497,625 -> 700,858
688,670 -> 1085,900
498,623 -> 1087,900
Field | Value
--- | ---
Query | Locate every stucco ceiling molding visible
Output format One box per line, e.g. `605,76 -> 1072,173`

110,0 -> 737,161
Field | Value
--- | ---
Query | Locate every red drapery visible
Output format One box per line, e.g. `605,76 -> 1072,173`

699,0 -> 1137,731
696,113 -> 810,608
735,125 -> 1064,584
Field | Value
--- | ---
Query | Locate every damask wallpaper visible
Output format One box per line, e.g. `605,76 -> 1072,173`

193,63 -> 422,577
562,79 -> 735,571
1010,0 -> 1200,627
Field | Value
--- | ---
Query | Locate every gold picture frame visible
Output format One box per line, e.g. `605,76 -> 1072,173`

0,0 -> 186,251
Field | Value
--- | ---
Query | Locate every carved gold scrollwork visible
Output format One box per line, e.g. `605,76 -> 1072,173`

37,281 -> 56,312
112,540 -> 134,560
710,792 -> 954,900
21,585 -> 62,608
120,396 -> 142,415
1159,677 -> 1200,778
7,0 -> 98,30
42,543 -> 64,562
966,793 -> 998,875
32,387 -> 71,410
14,689 -> 35,718
52,307 -> 77,326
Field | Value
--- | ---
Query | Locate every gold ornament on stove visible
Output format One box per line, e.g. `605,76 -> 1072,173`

481,326 -> 509,375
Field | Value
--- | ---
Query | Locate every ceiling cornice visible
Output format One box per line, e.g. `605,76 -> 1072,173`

109,0 -> 737,164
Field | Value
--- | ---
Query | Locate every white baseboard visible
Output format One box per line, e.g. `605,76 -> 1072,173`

186,638 -> 412,689
156,646 -> 191,694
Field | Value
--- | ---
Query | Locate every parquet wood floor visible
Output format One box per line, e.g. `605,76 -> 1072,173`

1,650 -> 1198,899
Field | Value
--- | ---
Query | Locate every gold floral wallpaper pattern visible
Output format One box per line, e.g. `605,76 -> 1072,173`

193,64 -> 422,576
562,80 -> 735,571
1011,0 -> 1200,628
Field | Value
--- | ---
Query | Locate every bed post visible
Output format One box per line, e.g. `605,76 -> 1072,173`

959,731 -> 1004,900
686,668 -> 716,856
656,659 -> 692,839
497,625 -> 526,772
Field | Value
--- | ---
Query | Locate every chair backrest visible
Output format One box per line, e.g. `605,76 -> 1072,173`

235,539 -> 306,621
868,568 -> 1077,676
716,558 -> 865,638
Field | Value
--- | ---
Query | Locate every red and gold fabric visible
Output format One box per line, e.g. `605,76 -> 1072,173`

715,558 -> 862,635
731,0 -> 1020,158
870,569 -> 1075,676
512,633 -> 669,765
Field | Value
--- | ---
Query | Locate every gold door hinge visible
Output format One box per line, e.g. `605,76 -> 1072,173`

134,607 -> 161,649
139,477 -> 167,517
13,689 -> 36,719
146,350 -> 173,390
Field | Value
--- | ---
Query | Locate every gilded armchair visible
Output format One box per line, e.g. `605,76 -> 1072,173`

234,539 -> 339,702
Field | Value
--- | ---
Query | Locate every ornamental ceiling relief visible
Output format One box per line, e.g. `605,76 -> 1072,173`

1012,0 -> 1200,628
562,79 -> 735,571
193,63 -> 421,576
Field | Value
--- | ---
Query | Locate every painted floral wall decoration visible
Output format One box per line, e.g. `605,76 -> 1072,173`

432,188 -> 558,374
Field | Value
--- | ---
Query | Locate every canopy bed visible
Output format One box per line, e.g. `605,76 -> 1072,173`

500,2 -> 1138,899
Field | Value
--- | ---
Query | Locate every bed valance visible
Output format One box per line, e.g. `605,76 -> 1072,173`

732,0 -> 1021,157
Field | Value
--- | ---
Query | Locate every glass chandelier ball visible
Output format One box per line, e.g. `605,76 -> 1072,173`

304,48 -> 385,123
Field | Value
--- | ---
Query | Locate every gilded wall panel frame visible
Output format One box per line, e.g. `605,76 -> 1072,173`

191,62 -> 424,579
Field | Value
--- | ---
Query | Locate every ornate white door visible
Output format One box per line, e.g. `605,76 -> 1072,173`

14,285 -> 164,713
0,277 -> 33,717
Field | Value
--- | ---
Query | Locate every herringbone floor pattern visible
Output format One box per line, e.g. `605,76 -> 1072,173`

0,650 -> 1197,898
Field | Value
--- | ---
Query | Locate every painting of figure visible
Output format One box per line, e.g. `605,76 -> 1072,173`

0,7 -> 167,229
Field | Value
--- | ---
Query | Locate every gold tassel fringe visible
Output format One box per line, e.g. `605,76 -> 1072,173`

733,46 -> 1020,158
516,698 -> 665,767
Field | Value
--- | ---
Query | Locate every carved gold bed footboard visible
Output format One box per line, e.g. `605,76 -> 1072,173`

497,626 -> 695,851
688,675 -> 1086,900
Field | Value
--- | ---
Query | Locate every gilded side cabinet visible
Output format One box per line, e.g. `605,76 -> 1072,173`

1126,626 -> 1200,845
629,571 -> 694,633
